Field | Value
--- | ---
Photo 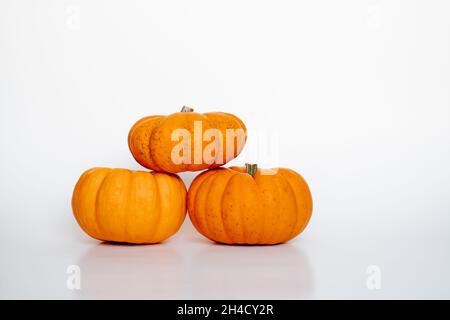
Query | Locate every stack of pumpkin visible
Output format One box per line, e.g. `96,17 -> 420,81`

72,107 -> 312,245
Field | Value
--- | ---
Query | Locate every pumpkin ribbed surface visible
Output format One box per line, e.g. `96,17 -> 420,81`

187,166 -> 313,245
72,168 -> 186,244
128,109 -> 247,173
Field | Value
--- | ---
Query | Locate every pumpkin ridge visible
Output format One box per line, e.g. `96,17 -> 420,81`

251,174 -> 265,245
298,175 -> 313,235
219,172 -> 235,243
176,176 -> 187,233
252,172 -> 267,244
122,170 -> 135,242
148,172 -> 163,242
71,169 -> 91,234
108,169 -> 133,242
253,172 -> 281,244
158,173 -> 186,242
281,169 -> 313,240
187,187 -> 199,230
238,174 -> 247,243
241,173 -> 260,244
187,170 -> 216,232
93,168 -> 112,241
194,172 -> 218,241
194,174 -> 209,220
222,172 -> 255,244
189,176 -> 203,234
187,174 -> 202,230
212,171 -> 237,244
124,170 -> 138,243
163,174 -> 186,240
120,169 -> 133,242
269,174 -> 294,244
241,171 -> 263,244
147,121 -> 164,172
281,172 -> 301,242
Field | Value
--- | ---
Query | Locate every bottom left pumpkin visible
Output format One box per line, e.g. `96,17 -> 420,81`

72,167 -> 187,244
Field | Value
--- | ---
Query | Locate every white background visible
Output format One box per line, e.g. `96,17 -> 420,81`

1,0 -> 450,299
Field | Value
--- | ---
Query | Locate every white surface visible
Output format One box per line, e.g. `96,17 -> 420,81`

1,1 -> 450,299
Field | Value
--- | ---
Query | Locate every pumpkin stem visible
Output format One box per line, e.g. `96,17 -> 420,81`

181,106 -> 194,112
245,163 -> 258,177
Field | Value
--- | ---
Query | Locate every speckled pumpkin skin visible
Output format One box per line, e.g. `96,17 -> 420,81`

128,110 -> 247,173
72,168 -> 186,244
187,166 -> 313,245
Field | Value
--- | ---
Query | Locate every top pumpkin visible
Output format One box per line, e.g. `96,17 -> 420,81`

128,106 -> 247,173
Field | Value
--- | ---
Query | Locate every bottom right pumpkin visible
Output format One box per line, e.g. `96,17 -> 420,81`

187,164 -> 313,245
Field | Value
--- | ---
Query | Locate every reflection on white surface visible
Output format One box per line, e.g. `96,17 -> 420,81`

1,218 -> 450,299
74,235 -> 313,299
187,244 -> 313,299
76,243 -> 184,299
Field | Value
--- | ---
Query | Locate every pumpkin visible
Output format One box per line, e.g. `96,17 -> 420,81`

128,106 -> 247,173
72,168 -> 187,244
187,164 -> 313,245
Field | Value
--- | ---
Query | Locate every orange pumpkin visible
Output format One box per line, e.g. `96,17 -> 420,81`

128,106 -> 247,173
72,168 -> 186,244
187,164 -> 313,245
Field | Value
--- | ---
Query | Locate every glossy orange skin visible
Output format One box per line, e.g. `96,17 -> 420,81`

128,111 -> 247,173
187,166 -> 313,245
72,168 -> 187,244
